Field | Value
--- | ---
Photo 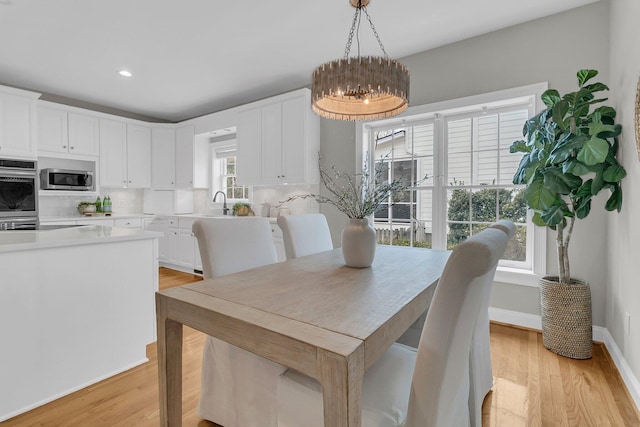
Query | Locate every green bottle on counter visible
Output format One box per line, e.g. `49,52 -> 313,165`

103,195 -> 112,214
95,196 -> 102,213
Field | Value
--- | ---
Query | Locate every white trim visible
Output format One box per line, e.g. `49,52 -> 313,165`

602,328 -> 640,411
489,308 -> 640,413
489,307 -> 541,330
494,267 -> 541,287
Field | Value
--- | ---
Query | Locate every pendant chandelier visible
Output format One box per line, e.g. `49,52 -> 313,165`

311,0 -> 409,121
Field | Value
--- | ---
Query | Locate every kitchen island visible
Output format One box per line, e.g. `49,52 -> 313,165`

0,225 -> 161,421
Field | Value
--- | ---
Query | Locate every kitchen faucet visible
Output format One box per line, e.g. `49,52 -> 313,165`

213,191 -> 229,216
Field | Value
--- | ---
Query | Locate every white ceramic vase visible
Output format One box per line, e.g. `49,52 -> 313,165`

341,218 -> 376,268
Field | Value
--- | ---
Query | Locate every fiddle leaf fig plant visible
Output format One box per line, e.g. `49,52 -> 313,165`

510,69 -> 626,284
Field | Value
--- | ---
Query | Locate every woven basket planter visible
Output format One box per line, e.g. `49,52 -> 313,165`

540,276 -> 592,359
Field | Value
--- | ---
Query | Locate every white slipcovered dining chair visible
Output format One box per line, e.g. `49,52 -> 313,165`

276,226 -> 511,427
468,220 -> 516,426
277,213 -> 333,259
193,217 -> 286,427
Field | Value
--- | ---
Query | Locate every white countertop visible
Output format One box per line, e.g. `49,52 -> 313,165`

0,225 -> 162,253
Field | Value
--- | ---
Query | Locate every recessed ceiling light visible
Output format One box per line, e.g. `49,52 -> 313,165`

119,70 -> 133,77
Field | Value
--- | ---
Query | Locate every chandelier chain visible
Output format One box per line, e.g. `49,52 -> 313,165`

343,7 -> 360,59
343,2 -> 388,59
362,7 -> 388,58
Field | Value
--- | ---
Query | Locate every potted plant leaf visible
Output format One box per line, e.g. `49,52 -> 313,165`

510,69 -> 626,359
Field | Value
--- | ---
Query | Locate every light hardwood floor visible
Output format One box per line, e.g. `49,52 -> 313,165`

4,267 -> 640,426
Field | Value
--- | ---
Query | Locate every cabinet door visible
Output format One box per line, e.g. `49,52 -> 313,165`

281,96 -> 307,184
68,112 -> 99,156
152,127 -> 176,188
194,239 -> 203,272
175,125 -> 195,188
37,106 -> 68,154
126,124 -> 152,188
236,108 -> 262,185
261,103 -> 283,185
0,94 -> 36,158
178,229 -> 196,268
99,119 -> 127,187
167,227 -> 180,265
147,218 -> 170,262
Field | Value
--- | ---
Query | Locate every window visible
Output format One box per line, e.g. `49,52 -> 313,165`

362,84 -> 548,284
221,156 -> 248,200
211,142 -> 249,201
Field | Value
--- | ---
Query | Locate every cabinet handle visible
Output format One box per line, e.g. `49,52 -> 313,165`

70,146 -> 74,150
63,145 -> 67,149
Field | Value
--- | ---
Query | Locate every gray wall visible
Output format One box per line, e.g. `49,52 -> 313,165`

608,0 -> 640,387
318,119 -> 357,245
319,1 -> 611,324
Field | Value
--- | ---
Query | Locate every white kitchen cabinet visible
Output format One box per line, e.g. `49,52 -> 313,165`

100,119 -> 151,188
236,108 -> 263,185
99,119 -> 127,187
177,217 -> 202,272
151,127 -> 176,189
68,113 -> 99,156
167,226 -> 180,266
0,87 -> 39,159
175,125 -> 194,188
236,88 -> 319,186
37,105 -> 99,157
145,216 -> 171,261
271,222 -> 285,262
126,124 -> 152,188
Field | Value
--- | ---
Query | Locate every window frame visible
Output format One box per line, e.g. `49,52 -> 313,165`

357,83 -> 548,287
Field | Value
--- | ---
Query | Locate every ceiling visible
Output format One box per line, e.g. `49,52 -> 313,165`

0,0 -> 598,123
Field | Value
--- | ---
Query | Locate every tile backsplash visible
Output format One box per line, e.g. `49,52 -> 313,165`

40,185 -> 320,218
193,184 -> 321,217
39,188 -> 144,217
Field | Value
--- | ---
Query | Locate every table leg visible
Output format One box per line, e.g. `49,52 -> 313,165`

318,348 -> 364,427
157,296 -> 184,427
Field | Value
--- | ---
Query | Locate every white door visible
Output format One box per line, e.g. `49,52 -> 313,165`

99,119 -> 127,187
152,127 -> 176,188
175,125 -> 195,188
261,102 -> 283,185
37,106 -> 68,154
126,124 -> 152,188
68,112 -> 99,156
0,94 -> 36,158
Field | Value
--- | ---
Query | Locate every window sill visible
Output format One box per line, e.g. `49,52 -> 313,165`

494,266 -> 541,287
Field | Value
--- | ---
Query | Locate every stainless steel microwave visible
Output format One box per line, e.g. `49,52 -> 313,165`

40,168 -> 94,191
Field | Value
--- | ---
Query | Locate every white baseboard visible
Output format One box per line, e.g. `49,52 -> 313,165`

601,328 -> 640,411
489,307 -> 640,411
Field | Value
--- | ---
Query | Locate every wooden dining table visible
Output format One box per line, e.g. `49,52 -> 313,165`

156,245 -> 450,427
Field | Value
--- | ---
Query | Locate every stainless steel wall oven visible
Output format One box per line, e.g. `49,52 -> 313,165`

0,158 -> 38,230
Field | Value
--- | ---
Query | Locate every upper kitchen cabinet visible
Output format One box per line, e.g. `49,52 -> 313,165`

237,88 -> 319,186
126,124 -> 152,187
175,125 -> 194,188
99,119 -> 151,188
175,124 -> 207,188
37,104 -> 100,157
151,126 -> 176,189
0,86 -> 39,159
